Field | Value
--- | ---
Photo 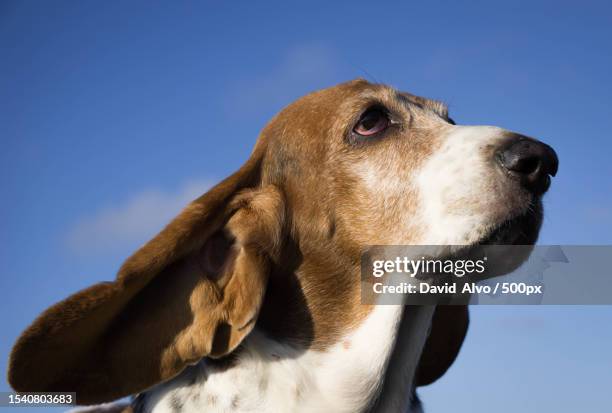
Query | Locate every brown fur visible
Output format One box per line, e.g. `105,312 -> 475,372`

8,79 -> 468,405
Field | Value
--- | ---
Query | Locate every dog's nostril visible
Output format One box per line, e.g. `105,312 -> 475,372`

497,135 -> 558,194
509,154 -> 540,175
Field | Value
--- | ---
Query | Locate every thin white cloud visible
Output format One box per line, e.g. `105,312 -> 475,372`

225,43 -> 341,117
65,180 -> 213,256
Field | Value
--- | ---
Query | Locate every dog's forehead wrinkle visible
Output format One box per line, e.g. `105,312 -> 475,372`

397,91 -> 449,119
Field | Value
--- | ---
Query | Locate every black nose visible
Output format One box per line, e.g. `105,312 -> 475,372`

497,134 -> 559,194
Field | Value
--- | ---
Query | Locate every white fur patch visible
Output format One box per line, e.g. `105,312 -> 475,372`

416,125 -> 528,245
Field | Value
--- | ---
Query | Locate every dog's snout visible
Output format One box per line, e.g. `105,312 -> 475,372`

497,134 -> 559,194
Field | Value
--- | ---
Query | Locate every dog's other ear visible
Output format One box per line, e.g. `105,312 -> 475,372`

8,146 -> 285,405
416,306 -> 469,386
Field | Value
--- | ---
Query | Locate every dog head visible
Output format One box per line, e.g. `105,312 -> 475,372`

263,79 -> 556,248
8,79 -> 557,404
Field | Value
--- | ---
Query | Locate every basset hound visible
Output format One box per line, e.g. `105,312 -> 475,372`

8,79 -> 558,412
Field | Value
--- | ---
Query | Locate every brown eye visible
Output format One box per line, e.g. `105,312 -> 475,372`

353,108 -> 389,136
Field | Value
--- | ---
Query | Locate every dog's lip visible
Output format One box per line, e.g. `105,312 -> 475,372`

441,217 -> 525,262
479,204 -> 541,246
479,216 -> 525,246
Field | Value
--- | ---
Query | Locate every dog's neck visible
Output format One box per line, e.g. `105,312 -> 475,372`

137,302 -> 434,413
370,305 -> 435,412
136,242 -> 435,413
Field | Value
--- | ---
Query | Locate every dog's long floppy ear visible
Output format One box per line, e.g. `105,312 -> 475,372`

8,146 -> 285,405
416,306 -> 469,386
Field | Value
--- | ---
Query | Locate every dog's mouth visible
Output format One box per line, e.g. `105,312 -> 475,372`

479,199 -> 543,246
424,199 -> 542,280
448,199 -> 545,279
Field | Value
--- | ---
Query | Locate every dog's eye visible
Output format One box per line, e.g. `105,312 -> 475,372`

353,109 -> 389,136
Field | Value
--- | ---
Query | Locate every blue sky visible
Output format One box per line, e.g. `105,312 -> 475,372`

1,1 -> 611,412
